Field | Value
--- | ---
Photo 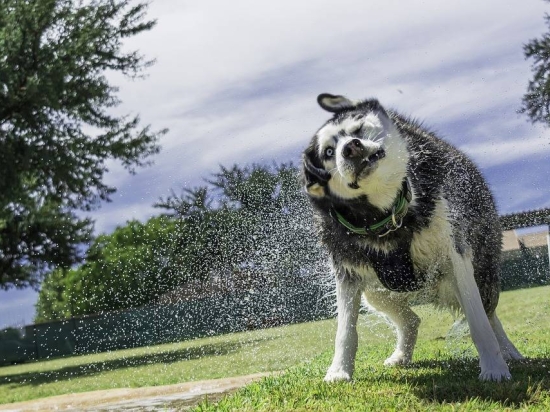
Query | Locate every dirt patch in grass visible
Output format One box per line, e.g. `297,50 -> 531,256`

0,372 -> 272,412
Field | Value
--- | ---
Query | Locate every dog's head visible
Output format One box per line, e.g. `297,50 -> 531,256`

303,93 -> 409,205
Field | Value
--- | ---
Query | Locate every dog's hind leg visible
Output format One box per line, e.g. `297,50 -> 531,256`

363,290 -> 420,366
489,312 -> 524,360
450,249 -> 511,381
325,277 -> 362,382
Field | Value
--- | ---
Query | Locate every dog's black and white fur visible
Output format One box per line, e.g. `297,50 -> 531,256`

302,93 -> 523,382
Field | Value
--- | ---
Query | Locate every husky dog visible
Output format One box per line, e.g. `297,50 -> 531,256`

302,93 -> 523,382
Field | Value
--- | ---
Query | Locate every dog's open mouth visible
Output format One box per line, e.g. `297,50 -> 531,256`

358,148 -> 386,175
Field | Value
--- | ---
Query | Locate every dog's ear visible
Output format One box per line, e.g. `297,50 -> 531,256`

317,93 -> 359,113
302,146 -> 330,198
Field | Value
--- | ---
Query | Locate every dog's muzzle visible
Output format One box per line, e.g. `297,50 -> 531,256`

361,147 -> 386,168
341,139 -> 385,177
342,138 -> 364,159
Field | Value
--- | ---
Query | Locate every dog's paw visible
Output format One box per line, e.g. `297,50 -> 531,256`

324,370 -> 352,382
479,354 -> 512,381
384,350 -> 412,366
478,367 -> 512,382
501,347 -> 524,361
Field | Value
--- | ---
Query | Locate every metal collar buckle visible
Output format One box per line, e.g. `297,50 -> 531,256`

378,206 -> 404,237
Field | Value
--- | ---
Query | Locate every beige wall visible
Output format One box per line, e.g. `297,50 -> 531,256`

502,230 -> 549,252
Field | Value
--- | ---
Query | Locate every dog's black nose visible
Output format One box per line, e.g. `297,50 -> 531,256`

342,138 -> 363,159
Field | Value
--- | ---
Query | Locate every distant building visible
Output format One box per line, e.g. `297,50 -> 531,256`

502,230 -> 549,252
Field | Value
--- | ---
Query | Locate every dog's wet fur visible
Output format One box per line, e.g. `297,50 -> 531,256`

302,93 -> 523,382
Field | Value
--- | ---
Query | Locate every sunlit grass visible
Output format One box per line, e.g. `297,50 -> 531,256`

0,318 -> 338,404
196,353 -> 550,411
193,285 -> 550,411
0,285 -> 548,409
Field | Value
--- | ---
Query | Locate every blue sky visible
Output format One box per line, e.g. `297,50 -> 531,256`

2,0 -> 550,329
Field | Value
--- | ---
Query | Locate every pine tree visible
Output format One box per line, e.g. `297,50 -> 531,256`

0,0 -> 166,289
522,3 -> 550,125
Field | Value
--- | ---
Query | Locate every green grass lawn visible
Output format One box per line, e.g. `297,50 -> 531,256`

194,285 -> 550,411
0,285 -> 549,410
0,317 -> 339,404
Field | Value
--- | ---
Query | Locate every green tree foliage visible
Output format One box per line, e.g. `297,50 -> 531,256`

204,163 -> 325,286
0,0 -> 165,289
522,2 -> 550,125
499,208 -> 550,230
36,163 -> 327,321
155,162 -> 325,295
35,216 -> 177,321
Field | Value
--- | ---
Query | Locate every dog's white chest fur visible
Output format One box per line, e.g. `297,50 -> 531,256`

409,199 -> 453,273
341,199 -> 453,295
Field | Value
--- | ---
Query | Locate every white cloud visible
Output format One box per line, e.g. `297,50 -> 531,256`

86,0 -> 550,231
461,132 -> 550,168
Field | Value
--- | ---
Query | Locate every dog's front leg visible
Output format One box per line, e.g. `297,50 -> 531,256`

450,249 -> 511,381
325,277 -> 361,382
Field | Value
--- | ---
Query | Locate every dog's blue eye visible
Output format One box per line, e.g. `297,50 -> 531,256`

325,147 -> 334,157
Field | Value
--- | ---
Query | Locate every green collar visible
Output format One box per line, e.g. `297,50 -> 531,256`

331,179 -> 412,237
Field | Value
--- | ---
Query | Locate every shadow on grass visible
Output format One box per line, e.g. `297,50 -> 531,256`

404,357 -> 550,407
0,338 -> 269,388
